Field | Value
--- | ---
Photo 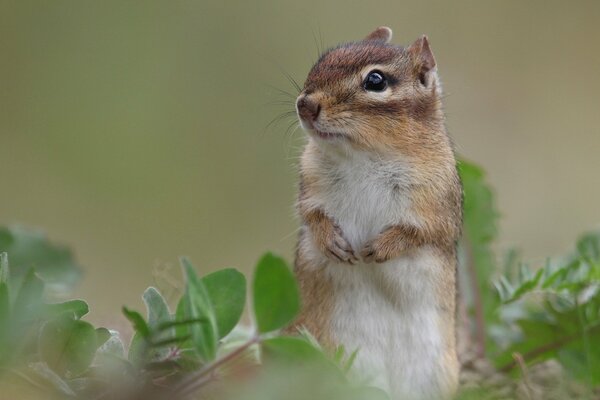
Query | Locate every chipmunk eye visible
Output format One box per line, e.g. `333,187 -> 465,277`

364,70 -> 387,92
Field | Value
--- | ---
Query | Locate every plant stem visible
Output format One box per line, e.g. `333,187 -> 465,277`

499,323 -> 600,372
513,352 -> 534,400
172,335 -> 260,398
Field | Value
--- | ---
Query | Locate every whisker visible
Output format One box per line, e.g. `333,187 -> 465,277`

316,24 -> 325,58
265,111 -> 297,131
264,84 -> 297,100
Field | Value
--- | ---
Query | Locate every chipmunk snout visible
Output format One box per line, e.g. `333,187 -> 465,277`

296,95 -> 321,125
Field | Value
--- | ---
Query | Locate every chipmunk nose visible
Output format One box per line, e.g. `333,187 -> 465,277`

296,95 -> 321,123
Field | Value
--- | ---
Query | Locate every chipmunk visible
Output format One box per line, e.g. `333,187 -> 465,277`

290,27 -> 463,399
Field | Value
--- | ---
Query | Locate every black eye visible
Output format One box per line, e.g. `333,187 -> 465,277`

364,70 -> 387,92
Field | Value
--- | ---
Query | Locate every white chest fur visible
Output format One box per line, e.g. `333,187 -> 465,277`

303,148 -> 450,399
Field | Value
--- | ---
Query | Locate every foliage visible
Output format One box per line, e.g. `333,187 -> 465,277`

0,226 -> 81,294
459,159 -> 600,392
458,160 -> 502,356
0,160 -> 598,399
0,242 -> 377,399
493,232 -> 600,384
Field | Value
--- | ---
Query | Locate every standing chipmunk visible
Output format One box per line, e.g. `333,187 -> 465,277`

290,27 -> 463,399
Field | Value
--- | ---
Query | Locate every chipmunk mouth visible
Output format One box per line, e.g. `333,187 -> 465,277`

313,130 -> 347,140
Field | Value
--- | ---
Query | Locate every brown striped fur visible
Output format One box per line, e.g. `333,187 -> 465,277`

289,27 -> 463,399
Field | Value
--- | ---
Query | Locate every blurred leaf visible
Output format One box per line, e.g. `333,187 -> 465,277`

201,268 -> 246,339
131,287 -> 174,362
576,231 -> 600,263
343,348 -> 359,374
97,330 -> 126,358
0,252 -> 8,284
39,316 -> 98,376
458,160 -> 502,353
123,307 -> 151,364
142,287 -> 171,328
252,253 -> 299,333
122,307 -> 150,338
0,282 -> 9,361
181,257 -> 218,361
45,300 -> 89,320
28,361 -> 76,397
262,336 -> 326,362
352,386 -> 391,400
0,226 -> 81,292
13,268 -> 44,322
128,332 -> 146,365
96,327 -> 111,348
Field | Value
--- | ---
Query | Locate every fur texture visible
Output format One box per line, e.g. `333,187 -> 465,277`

289,28 -> 463,400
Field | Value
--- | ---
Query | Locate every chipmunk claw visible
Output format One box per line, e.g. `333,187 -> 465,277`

360,242 -> 377,264
324,226 -> 358,265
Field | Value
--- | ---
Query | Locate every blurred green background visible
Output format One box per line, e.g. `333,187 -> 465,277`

1,0 -> 599,320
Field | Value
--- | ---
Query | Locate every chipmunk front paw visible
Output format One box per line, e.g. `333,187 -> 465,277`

318,223 -> 358,265
361,227 -> 407,264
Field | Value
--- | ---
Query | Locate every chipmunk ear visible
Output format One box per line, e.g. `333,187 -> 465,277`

408,35 -> 437,86
364,26 -> 393,43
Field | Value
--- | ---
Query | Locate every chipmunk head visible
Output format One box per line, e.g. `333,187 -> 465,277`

296,27 -> 444,153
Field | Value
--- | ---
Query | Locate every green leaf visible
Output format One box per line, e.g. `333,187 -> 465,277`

128,332 -> 146,364
343,348 -> 359,374
458,160 -> 502,354
508,268 -> 544,303
122,307 -> 150,338
201,268 -> 246,338
13,268 -> 44,322
0,252 -> 8,284
0,282 -> 10,360
39,317 -> 98,376
45,300 -> 89,320
0,226 -> 81,292
352,386 -> 391,400
142,287 -> 171,328
180,257 -> 218,361
96,327 -> 111,348
261,336 -> 324,361
253,253 -> 299,333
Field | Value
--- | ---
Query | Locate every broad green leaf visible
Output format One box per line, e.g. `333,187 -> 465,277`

201,268 -> 246,338
13,268 -> 44,322
45,299 -> 89,319
128,332 -> 146,364
181,257 -> 218,361
261,337 -> 344,381
253,253 -> 299,333
39,317 -> 98,376
96,327 -> 111,348
0,226 -> 81,292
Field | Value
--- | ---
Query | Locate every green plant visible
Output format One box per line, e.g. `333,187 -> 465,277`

0,230 -> 385,400
0,160 -> 598,399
